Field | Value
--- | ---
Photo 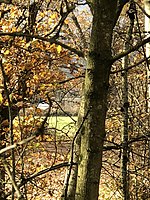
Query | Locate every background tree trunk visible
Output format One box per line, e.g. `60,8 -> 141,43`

145,0 -> 150,113
121,4 -> 134,198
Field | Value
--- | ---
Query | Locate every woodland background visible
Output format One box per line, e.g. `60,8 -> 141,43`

0,0 -> 149,199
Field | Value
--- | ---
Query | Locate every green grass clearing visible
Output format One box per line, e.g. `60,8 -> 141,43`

47,116 -> 77,138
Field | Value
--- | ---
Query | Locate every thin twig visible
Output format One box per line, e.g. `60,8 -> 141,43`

2,158 -> 24,200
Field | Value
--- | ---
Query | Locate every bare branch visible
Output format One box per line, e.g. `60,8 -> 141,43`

112,36 -> 150,62
111,57 -> 149,74
0,32 -> 84,57
22,162 -> 74,183
0,105 -> 51,155
58,75 -> 84,84
71,12 -> 88,50
4,162 -> 76,199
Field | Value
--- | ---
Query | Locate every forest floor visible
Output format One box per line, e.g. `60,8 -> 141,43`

7,116 -> 122,199
12,116 -> 75,200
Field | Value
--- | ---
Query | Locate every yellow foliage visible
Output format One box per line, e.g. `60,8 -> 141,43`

0,93 -> 3,103
4,50 -> 10,55
10,11 -> 15,18
40,84 -> 45,90
11,27 -> 17,32
40,12 -> 45,18
57,45 -> 62,54
25,42 -> 31,48
64,19 -> 69,24
28,158 -> 33,162
50,13 -> 57,19
33,75 -> 39,81
50,43 -> 56,49
36,142 -> 40,148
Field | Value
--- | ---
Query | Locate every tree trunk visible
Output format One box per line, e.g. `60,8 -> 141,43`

145,1 -> 150,113
121,4 -> 134,198
144,0 -> 150,175
75,1 -> 119,199
60,1 -> 128,199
